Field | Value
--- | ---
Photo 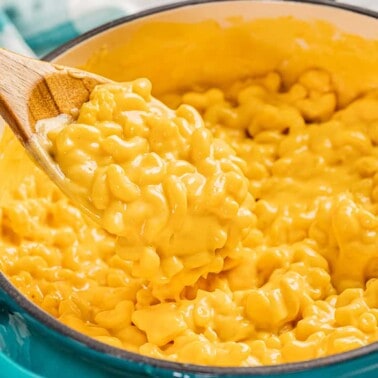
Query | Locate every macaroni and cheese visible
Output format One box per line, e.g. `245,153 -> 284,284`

0,17 -> 377,367
44,79 -> 255,301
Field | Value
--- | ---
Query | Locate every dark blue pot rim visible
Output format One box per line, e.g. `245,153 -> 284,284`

1,0 -> 377,375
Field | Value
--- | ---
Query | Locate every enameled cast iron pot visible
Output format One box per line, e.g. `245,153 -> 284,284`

0,1 -> 377,377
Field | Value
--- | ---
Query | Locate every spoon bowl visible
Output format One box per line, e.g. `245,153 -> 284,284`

0,48 -> 109,220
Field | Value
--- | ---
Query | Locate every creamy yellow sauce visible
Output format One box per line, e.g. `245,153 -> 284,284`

44,79 -> 255,300
0,17 -> 378,367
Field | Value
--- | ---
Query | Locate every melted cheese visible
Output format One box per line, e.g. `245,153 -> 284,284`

0,17 -> 377,367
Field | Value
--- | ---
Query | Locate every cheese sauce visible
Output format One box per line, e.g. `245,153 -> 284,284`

0,17 -> 377,366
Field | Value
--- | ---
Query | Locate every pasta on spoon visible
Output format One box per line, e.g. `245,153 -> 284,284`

41,79 -> 255,300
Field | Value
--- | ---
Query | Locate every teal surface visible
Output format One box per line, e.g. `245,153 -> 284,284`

0,352 -> 40,378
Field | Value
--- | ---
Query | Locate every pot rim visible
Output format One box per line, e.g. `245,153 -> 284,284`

44,0 -> 378,62
1,0 -> 377,375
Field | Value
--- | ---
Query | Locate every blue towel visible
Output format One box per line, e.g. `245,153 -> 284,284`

0,0 -> 178,57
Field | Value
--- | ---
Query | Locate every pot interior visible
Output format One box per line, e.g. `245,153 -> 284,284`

0,0 -> 377,376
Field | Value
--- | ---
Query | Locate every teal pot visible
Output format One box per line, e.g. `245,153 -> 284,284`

0,1 -> 377,377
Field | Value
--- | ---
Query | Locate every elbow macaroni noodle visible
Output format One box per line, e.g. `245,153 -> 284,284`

0,21 -> 378,367
45,79 -> 255,300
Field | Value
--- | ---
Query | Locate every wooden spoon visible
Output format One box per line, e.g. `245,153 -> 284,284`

0,48 -> 110,219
